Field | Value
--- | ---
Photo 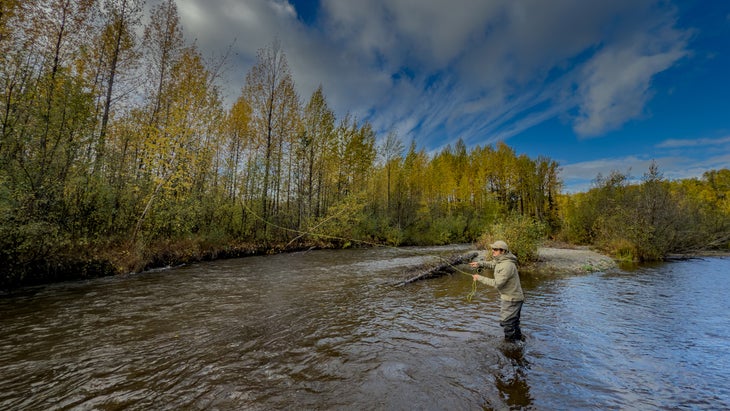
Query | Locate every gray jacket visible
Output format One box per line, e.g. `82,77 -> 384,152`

474,252 -> 524,302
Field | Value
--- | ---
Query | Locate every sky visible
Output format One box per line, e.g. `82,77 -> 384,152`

170,0 -> 730,192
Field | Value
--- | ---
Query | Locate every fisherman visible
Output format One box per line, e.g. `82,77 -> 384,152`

469,240 -> 524,342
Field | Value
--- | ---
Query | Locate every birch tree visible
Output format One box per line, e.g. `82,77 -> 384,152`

300,85 -> 335,220
132,0 -> 184,240
91,0 -> 143,174
242,40 -> 298,236
379,130 -> 404,215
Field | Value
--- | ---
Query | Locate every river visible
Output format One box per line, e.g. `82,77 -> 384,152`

1,246 -> 729,410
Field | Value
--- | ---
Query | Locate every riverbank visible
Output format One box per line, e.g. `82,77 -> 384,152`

5,238 -> 722,292
1,238 -> 326,292
473,245 -> 618,275
528,246 -> 729,274
533,246 -> 618,274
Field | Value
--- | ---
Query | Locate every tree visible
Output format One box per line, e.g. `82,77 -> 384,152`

242,39 -> 299,238
142,0 -> 183,128
337,116 -> 377,198
635,161 -> 679,258
131,0 -> 185,241
300,85 -> 335,220
224,97 -> 252,200
3,0 -> 96,217
0,0 -> 100,285
399,140 -> 430,241
92,0 -> 143,174
378,130 -> 404,215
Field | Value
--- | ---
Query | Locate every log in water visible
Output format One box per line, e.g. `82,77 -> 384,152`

395,251 -> 478,286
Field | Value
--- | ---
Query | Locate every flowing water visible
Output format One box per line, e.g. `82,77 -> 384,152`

1,246 -> 729,410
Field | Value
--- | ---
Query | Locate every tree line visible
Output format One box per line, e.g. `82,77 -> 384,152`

558,165 -> 730,261
1,1 -> 727,289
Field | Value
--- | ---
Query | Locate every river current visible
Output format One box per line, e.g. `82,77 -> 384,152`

1,246 -> 729,410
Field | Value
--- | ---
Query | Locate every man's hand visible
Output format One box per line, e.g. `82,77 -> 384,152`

469,261 -> 479,268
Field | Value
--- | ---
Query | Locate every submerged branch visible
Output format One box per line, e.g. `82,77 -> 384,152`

395,252 -> 478,287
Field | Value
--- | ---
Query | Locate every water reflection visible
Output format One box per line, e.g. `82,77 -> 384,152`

494,341 -> 532,409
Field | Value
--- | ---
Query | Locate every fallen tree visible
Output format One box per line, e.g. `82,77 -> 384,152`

395,252 -> 478,286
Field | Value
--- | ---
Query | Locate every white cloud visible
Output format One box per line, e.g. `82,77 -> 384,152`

169,0 -> 693,152
573,29 -> 689,136
315,0 -> 692,147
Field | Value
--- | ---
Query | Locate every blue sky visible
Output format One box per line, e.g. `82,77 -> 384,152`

173,0 -> 730,192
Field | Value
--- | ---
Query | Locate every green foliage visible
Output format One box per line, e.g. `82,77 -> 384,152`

476,214 -> 547,265
405,214 -> 468,245
555,193 -> 593,244
558,164 -> 730,261
306,193 -> 370,246
0,219 -> 74,289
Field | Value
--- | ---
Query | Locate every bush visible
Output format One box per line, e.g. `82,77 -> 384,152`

476,214 -> 546,265
604,238 -> 639,262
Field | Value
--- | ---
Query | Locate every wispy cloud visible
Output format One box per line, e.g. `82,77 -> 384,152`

174,0 -> 691,148
313,0 -> 691,145
657,135 -> 730,148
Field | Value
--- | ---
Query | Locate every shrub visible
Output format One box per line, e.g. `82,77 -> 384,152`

476,214 -> 546,265
604,238 -> 638,262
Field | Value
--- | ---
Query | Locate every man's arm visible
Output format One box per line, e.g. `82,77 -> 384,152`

469,260 -> 496,270
473,273 -> 496,287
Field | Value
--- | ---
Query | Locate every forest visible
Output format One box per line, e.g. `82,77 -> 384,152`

2,1 -> 728,290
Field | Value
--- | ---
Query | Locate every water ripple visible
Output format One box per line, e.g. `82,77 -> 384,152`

1,250 -> 728,410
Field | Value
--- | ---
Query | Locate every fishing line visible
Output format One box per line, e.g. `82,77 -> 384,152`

465,267 -> 484,302
466,278 -> 478,302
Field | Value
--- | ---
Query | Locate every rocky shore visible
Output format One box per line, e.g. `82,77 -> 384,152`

474,246 -> 617,275
533,246 -> 618,274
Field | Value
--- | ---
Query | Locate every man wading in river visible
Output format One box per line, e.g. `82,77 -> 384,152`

469,240 -> 524,342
